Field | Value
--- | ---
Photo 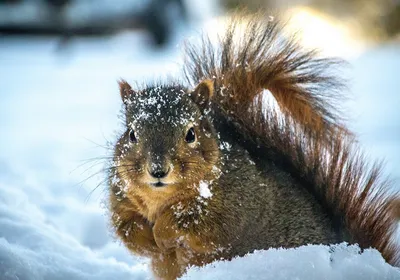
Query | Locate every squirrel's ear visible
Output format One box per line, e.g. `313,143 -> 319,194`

118,79 -> 134,105
190,79 -> 214,110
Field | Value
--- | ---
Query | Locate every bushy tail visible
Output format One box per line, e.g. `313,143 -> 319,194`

183,12 -> 348,140
183,12 -> 400,265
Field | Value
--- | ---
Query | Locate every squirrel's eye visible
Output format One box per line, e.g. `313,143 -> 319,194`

129,129 -> 137,143
185,127 -> 196,143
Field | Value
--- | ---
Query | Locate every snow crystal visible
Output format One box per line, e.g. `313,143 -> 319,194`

199,180 -> 212,198
111,174 -> 120,186
211,165 -> 223,179
219,141 -> 232,151
219,85 -> 226,96
122,179 -> 130,193
173,201 -> 185,219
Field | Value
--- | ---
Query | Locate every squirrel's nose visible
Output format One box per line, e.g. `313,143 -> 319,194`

148,154 -> 171,179
150,169 -> 169,179
148,164 -> 170,179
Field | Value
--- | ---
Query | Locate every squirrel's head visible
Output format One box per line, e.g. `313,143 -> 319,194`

113,80 -> 219,214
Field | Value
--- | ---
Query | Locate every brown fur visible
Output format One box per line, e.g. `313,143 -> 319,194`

107,12 -> 400,280
183,13 -> 350,140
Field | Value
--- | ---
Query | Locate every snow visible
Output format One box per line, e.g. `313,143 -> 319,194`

0,4 -> 399,280
199,180 -> 212,198
182,243 -> 400,280
0,181 -> 151,280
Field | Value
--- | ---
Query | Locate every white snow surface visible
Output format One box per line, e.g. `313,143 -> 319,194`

0,4 -> 400,280
0,180 -> 150,280
182,243 -> 400,280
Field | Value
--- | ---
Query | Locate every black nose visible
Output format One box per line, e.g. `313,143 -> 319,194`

148,155 -> 170,179
150,169 -> 169,179
148,164 -> 170,178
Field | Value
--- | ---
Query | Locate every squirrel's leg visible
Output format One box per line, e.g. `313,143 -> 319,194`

111,199 -> 160,256
151,251 -> 183,280
152,207 -> 225,276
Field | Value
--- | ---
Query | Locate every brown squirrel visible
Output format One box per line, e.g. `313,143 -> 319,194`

107,12 -> 400,280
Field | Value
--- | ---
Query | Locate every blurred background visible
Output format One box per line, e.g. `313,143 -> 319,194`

0,0 -> 399,279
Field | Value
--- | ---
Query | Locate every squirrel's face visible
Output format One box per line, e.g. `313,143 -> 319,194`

113,81 -> 219,203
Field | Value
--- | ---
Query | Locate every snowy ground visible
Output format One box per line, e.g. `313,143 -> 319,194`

183,244 -> 400,280
0,7 -> 399,280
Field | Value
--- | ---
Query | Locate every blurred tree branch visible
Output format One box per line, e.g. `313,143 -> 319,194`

0,0 -> 187,47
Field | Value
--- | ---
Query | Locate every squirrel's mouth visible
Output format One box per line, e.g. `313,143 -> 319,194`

150,181 -> 168,188
146,176 -> 176,188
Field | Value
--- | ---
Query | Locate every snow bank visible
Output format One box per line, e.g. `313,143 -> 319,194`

182,243 -> 400,280
0,179 -> 151,280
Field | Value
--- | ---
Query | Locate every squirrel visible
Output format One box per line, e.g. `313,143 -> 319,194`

106,12 -> 400,280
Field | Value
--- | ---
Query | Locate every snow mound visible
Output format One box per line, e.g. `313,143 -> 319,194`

0,179 -> 151,280
182,243 -> 400,280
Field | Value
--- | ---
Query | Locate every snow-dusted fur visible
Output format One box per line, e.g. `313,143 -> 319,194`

108,12 -> 400,280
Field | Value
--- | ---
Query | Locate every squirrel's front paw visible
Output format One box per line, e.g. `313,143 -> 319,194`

153,214 -> 184,253
119,219 -> 160,256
